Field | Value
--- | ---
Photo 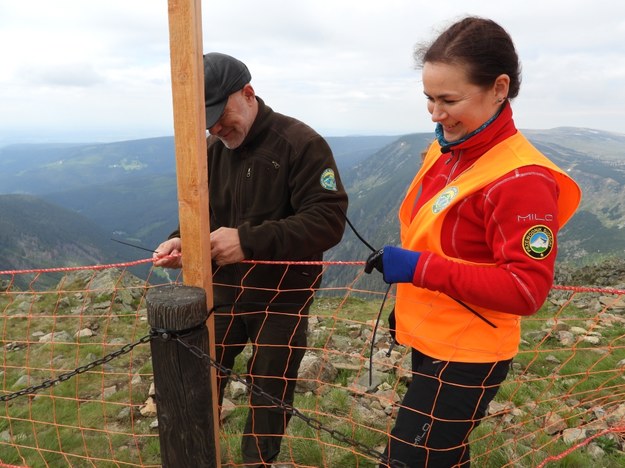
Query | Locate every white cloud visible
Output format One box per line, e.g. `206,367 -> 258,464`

1,0 -> 624,144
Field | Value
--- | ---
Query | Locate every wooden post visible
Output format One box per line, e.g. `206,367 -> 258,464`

146,284 -> 217,467
166,0 -> 221,465
166,2 -> 212,286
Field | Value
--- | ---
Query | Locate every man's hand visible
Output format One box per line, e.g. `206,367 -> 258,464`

153,237 -> 183,269
210,227 -> 245,265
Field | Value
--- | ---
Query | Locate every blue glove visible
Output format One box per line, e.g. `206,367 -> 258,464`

383,245 -> 421,283
364,246 -> 421,284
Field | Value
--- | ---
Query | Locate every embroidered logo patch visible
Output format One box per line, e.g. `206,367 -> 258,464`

522,225 -> 554,259
320,168 -> 338,191
432,187 -> 458,214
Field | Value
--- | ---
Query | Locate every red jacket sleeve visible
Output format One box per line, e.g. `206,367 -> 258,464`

413,166 -> 560,315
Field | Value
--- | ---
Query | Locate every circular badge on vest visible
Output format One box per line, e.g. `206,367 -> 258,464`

432,187 -> 458,214
522,225 -> 554,259
320,168 -> 338,191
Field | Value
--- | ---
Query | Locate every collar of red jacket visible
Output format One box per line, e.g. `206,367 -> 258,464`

440,101 -> 518,161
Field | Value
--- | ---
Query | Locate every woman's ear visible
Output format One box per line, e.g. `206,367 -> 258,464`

494,73 -> 510,101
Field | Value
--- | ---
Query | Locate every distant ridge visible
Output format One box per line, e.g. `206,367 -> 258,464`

0,194 -> 133,286
1,127 -> 625,288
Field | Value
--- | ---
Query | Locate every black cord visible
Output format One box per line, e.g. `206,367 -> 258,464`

111,238 -> 158,253
339,207 -> 396,388
341,204 -> 499,390
340,207 -> 376,253
452,298 -> 497,328
339,208 -> 497,330
369,283 -> 393,388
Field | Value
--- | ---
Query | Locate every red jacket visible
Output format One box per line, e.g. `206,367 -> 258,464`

394,103 -> 581,361
411,103 -> 576,316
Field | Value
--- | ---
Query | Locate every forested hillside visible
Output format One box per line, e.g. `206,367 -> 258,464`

1,128 -> 625,287
0,195 -> 134,288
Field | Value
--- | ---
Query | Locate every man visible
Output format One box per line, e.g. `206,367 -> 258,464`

154,52 -> 348,467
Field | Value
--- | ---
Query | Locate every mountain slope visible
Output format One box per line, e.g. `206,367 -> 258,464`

324,128 -> 625,289
0,135 -> 395,197
2,128 -> 625,290
1,135 -> 397,257
0,137 -> 176,195
45,174 -> 179,253
0,194 -> 133,279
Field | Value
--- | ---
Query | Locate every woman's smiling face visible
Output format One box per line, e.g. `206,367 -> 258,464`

422,61 -> 506,142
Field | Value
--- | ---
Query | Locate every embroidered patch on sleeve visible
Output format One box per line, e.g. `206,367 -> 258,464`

320,168 -> 338,191
522,225 -> 554,259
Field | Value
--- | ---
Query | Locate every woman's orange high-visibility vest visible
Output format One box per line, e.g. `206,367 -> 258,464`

396,132 -> 581,362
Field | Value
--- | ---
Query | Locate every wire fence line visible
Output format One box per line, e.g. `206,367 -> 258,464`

1,260 -> 624,467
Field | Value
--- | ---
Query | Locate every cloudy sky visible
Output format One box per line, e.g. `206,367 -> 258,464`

1,0 -> 624,145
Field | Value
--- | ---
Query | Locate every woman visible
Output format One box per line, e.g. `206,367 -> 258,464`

365,16 -> 581,467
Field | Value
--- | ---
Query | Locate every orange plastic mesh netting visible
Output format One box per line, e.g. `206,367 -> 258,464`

0,259 -> 624,467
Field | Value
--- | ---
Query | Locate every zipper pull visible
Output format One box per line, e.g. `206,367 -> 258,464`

246,167 -> 251,178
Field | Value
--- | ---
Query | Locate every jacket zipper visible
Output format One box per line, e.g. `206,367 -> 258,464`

446,149 -> 463,184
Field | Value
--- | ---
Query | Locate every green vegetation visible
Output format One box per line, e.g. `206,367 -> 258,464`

217,296 -> 625,467
0,272 -> 156,466
1,274 -> 625,466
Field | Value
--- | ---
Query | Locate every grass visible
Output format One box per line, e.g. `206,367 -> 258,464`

1,282 -> 625,467
0,276 -> 157,467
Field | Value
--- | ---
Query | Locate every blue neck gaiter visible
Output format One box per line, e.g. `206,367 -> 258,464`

435,105 -> 504,153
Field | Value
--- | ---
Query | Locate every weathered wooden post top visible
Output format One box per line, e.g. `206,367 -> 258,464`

146,284 -> 217,467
